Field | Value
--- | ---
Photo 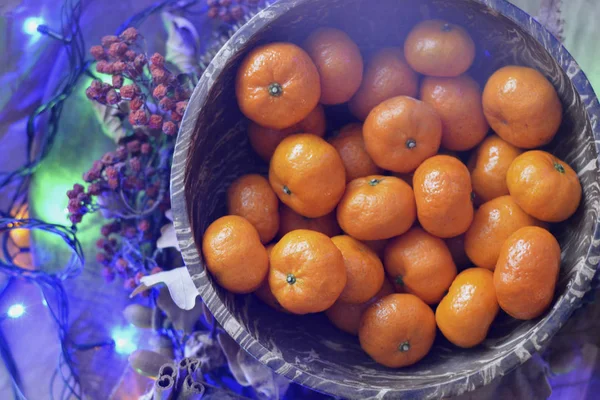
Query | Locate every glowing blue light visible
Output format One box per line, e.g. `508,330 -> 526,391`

42,299 -> 48,307
23,17 -> 45,36
111,326 -> 137,355
7,304 -> 25,319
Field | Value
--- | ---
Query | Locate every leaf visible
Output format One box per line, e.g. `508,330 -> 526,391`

132,267 -> 199,310
91,101 -> 128,143
537,0 -> 565,42
161,12 -> 201,77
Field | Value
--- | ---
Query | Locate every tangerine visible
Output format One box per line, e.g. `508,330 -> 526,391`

482,66 -> 562,149
464,195 -> 543,270
507,150 -> 581,222
326,280 -> 394,335
269,134 -> 346,218
248,104 -> 326,162
494,226 -> 561,320
363,96 -> 442,173
236,42 -> 320,129
419,74 -> 488,151
329,123 -> 383,182
337,175 -> 416,241
304,28 -> 363,104
413,155 -> 474,238
359,293 -> 436,368
349,47 -> 419,121
269,230 -> 346,314
227,174 -> 279,244
468,134 -> 523,203
383,227 -> 457,304
436,268 -> 499,348
404,19 -> 475,77
332,235 -> 385,304
202,215 -> 268,293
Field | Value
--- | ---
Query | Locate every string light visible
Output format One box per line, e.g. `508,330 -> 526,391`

111,326 -> 137,355
37,24 -> 72,43
23,16 -> 45,36
2,2 -> 92,397
6,304 -> 25,319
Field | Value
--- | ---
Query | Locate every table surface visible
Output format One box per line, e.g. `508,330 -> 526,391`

0,1 -> 599,399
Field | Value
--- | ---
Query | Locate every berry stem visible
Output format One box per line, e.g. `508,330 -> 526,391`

368,178 -> 382,186
283,185 -> 292,195
406,139 -> 417,149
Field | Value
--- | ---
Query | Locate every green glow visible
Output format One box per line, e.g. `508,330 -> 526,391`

31,174 -> 73,225
30,75 -> 116,273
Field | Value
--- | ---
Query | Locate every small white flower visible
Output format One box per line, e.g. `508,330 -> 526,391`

132,267 -> 198,311
157,209 -> 179,251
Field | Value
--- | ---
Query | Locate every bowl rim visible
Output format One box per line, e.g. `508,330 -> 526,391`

171,0 -> 600,398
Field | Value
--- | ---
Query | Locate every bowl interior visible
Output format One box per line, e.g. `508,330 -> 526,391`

178,0 -> 600,397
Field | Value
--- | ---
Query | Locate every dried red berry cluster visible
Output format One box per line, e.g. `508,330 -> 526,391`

66,183 -> 90,224
69,132 -> 170,219
67,130 -> 171,289
86,27 -> 190,136
207,0 -> 264,23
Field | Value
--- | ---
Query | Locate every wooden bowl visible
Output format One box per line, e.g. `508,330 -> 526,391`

171,0 -> 600,398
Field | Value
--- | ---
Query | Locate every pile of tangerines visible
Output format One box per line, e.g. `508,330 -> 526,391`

201,19 -> 581,368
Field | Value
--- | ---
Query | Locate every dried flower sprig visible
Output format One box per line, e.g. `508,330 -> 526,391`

68,27 -> 193,289
86,27 -> 191,136
207,0 -> 265,23
66,131 -> 171,288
